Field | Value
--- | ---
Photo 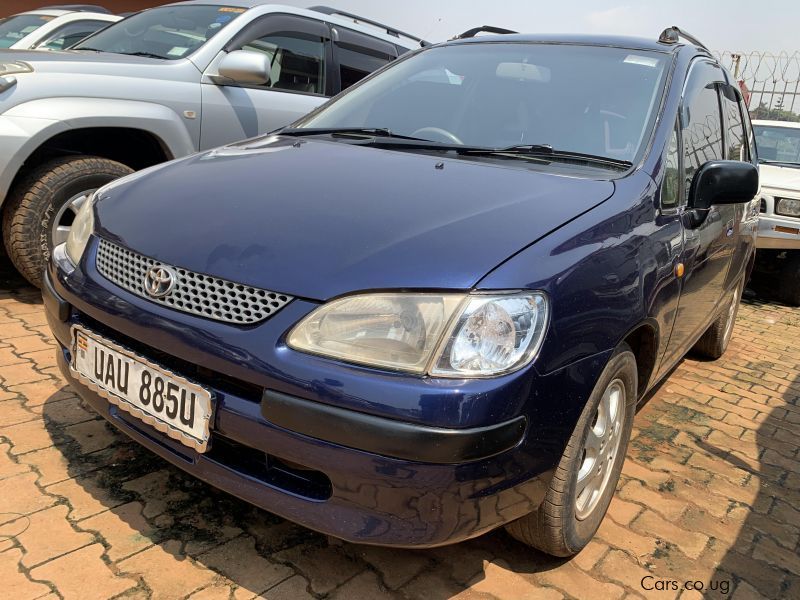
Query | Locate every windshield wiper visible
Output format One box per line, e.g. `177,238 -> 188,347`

278,127 -> 435,142
460,144 -> 633,169
117,51 -> 167,59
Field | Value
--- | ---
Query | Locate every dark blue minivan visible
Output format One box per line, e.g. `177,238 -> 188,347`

44,26 -> 759,556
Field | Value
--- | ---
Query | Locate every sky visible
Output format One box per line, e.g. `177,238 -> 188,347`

274,0 -> 791,54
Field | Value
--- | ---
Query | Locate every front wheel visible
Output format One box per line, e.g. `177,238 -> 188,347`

505,345 -> 637,556
2,156 -> 133,288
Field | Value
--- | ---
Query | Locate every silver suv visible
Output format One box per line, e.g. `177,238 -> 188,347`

0,1 -> 423,287
753,119 -> 800,305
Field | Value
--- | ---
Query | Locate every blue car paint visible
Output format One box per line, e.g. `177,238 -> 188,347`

45,36 -> 757,547
93,138 -> 615,300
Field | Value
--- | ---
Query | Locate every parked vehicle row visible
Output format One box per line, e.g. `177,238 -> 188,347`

37,14 -> 759,557
0,1 -> 425,287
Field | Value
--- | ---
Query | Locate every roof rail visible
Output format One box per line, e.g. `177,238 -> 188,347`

39,4 -> 111,13
309,6 -> 429,47
454,26 -> 518,40
658,26 -> 709,51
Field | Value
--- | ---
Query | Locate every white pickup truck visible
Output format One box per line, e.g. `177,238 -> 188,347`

753,119 -> 800,305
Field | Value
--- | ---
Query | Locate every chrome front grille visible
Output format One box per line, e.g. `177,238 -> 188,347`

95,238 -> 293,325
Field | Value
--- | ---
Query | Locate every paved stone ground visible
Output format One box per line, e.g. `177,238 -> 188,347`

0,260 -> 798,600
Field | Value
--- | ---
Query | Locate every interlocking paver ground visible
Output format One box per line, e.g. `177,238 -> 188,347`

1,258 -> 798,600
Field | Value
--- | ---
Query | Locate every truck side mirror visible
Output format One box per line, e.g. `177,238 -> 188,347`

216,50 -> 271,86
689,160 -> 759,211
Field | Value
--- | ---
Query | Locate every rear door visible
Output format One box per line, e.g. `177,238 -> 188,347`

660,59 -> 735,366
200,14 -> 333,150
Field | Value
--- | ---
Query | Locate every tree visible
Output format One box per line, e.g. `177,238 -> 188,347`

750,100 -> 800,122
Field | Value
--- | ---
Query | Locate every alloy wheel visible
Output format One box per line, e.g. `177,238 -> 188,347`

575,378 -> 626,520
51,190 -> 93,248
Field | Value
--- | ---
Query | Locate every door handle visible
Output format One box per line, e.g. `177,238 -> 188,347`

726,219 -> 734,237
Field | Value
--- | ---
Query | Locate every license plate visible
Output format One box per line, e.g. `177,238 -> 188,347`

70,325 -> 213,452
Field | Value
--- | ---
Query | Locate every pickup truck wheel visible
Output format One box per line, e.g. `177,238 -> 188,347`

692,278 -> 744,359
2,156 -> 133,288
505,345 -> 637,557
780,253 -> 800,307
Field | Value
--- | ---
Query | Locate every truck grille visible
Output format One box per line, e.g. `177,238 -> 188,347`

95,238 -> 293,325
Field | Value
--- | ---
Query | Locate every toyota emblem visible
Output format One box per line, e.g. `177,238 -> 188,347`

143,266 -> 176,298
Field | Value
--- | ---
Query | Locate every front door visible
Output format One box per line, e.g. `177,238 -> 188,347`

660,60 -> 736,368
199,14 -> 332,150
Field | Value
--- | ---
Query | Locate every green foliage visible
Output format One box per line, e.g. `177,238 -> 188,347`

751,100 -> 800,122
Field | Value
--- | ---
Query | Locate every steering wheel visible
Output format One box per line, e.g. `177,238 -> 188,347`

411,127 -> 464,145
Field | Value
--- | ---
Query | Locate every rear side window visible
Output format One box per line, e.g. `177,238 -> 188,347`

681,61 -> 724,196
334,27 -> 397,90
721,85 -> 749,161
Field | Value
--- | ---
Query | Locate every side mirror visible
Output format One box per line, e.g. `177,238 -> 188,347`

689,160 -> 759,211
216,50 -> 271,86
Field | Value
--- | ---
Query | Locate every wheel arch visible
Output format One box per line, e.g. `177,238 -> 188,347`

620,321 -> 660,399
0,98 -> 196,206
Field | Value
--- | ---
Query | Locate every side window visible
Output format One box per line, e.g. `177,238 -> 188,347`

681,61 -> 724,197
721,85 -> 749,161
334,27 -> 397,90
662,123 -> 681,208
228,15 -> 328,95
38,20 -> 109,50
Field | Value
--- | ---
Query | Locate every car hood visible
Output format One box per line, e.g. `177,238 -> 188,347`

94,137 -> 616,301
760,163 -> 800,193
0,49 -> 185,77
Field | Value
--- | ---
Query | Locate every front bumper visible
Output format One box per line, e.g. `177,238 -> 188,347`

44,242 -> 609,546
756,206 -> 800,250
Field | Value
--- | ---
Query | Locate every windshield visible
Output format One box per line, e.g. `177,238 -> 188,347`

0,14 -> 54,49
754,124 -> 800,165
73,4 -> 245,59
297,43 -> 669,164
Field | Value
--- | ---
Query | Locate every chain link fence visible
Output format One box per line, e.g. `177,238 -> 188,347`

717,51 -> 800,117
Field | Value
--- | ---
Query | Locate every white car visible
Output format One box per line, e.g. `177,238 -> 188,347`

753,119 -> 800,305
0,6 -> 120,51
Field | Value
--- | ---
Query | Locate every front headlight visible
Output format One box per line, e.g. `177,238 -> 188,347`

287,291 -> 549,377
776,197 -> 800,218
65,192 -> 96,265
0,61 -> 33,76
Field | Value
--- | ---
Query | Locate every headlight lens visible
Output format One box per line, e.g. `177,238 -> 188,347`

65,193 -> 96,265
287,291 -> 549,377
431,293 -> 549,377
0,61 -> 32,76
776,197 -> 800,217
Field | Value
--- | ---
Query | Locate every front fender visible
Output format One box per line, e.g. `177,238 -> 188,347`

0,98 -> 196,201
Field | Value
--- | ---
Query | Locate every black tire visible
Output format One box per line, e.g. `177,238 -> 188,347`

692,278 -> 745,359
505,344 -> 637,557
779,253 -> 800,307
2,156 -> 133,288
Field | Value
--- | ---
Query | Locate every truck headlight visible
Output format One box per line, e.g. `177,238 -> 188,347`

0,61 -> 32,76
287,291 -> 549,377
776,198 -> 800,218
65,193 -> 96,265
